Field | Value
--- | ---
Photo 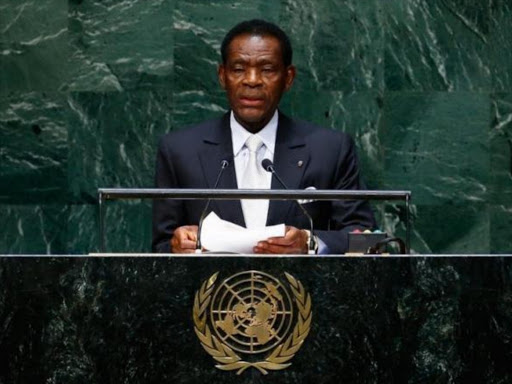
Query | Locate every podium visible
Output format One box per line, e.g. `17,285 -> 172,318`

1,189 -> 508,381
1,254 -> 512,383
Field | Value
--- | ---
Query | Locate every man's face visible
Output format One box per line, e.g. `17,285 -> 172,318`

218,34 -> 295,133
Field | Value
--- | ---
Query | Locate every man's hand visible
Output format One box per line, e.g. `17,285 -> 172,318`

171,225 -> 199,253
254,226 -> 308,254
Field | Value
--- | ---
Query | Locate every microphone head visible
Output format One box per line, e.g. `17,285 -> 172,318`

221,155 -> 233,168
261,158 -> 274,172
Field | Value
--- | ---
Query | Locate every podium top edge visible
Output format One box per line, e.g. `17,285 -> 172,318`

97,188 -> 412,201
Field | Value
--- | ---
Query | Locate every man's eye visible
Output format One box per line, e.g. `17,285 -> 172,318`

262,67 -> 275,72
232,67 -> 245,73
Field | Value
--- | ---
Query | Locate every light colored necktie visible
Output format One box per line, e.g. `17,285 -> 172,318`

241,135 -> 269,229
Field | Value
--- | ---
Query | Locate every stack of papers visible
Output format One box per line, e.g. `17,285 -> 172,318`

201,212 -> 285,254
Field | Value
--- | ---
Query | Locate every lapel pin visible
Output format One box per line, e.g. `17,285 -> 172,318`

297,160 -> 303,167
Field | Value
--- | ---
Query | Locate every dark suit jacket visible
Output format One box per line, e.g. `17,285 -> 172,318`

152,111 -> 376,253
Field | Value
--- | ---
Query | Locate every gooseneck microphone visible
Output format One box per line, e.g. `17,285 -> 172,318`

195,156 -> 232,253
261,159 -> 317,255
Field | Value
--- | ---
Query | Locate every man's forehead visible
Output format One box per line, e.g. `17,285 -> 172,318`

226,34 -> 282,58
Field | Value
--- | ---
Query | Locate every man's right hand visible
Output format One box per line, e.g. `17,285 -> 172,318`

170,225 -> 199,253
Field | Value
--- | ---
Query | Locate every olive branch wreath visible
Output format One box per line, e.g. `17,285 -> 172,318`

193,271 -> 312,375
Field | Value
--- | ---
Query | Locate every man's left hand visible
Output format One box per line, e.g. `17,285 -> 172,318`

254,226 -> 308,254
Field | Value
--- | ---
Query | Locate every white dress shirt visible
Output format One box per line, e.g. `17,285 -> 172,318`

230,110 -> 278,195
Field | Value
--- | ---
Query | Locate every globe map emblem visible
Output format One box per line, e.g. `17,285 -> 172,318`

210,270 -> 294,354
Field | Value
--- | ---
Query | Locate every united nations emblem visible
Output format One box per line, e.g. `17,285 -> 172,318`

192,270 -> 312,375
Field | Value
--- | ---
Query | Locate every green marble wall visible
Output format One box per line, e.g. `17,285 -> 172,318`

1,0 -> 511,253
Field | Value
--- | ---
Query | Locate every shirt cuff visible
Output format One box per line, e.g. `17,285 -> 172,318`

316,236 -> 329,255
304,230 -> 327,255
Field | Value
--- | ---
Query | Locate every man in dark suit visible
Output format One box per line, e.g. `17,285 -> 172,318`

152,19 -> 376,254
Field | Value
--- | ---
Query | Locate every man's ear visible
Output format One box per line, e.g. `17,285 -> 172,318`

284,65 -> 296,91
218,64 -> 226,89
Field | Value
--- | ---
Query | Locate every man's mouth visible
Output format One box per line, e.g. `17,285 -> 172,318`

239,97 -> 265,107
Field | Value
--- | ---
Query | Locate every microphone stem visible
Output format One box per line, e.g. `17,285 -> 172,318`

268,167 -> 316,254
196,160 -> 229,252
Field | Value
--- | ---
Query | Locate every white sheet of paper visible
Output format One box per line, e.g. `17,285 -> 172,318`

200,212 -> 286,253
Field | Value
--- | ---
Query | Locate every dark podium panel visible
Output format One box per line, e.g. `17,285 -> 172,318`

1,255 -> 512,383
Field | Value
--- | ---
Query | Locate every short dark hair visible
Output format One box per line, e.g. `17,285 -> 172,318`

221,19 -> 293,67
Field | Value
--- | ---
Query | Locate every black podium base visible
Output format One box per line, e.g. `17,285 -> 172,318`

1,254 -> 512,383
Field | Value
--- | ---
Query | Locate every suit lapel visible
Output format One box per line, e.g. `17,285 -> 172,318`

198,113 -> 245,227
266,113 -> 309,226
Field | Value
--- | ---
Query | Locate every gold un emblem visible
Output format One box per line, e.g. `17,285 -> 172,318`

193,270 -> 312,375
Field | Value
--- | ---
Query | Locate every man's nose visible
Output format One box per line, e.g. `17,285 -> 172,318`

243,68 -> 262,86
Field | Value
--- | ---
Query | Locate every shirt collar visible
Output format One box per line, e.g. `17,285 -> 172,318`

231,110 -> 278,157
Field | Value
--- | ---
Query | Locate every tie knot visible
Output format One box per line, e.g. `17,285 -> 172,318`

245,135 -> 263,153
